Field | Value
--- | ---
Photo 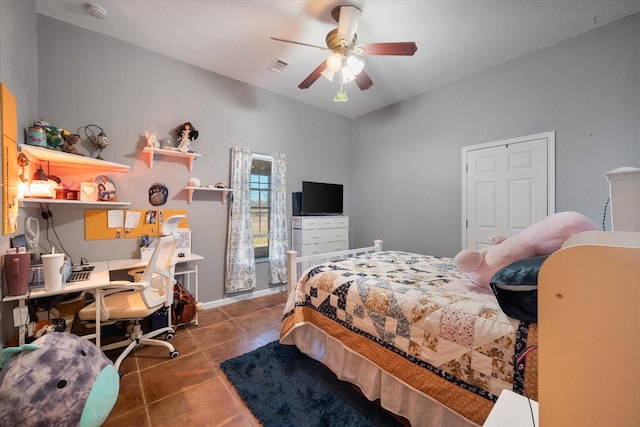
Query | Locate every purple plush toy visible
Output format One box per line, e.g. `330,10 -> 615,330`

0,332 -> 120,426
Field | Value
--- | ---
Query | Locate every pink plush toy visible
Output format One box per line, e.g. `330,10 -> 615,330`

454,211 -> 599,288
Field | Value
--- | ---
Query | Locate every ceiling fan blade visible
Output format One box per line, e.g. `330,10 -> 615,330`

354,42 -> 418,56
270,37 -> 329,52
355,70 -> 373,91
298,61 -> 328,89
335,5 -> 362,45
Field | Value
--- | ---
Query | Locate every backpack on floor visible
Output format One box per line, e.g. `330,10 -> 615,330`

172,281 -> 196,325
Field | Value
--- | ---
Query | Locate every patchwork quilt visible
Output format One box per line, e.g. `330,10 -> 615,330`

280,251 -> 538,425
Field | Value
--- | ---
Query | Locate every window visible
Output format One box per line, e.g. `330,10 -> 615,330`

251,155 -> 272,259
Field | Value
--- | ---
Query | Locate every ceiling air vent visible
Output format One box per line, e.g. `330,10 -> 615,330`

267,58 -> 289,73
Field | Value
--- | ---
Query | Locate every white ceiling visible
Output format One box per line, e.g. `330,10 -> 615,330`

34,0 -> 640,119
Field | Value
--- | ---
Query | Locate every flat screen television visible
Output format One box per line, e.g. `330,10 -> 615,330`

301,181 -> 343,216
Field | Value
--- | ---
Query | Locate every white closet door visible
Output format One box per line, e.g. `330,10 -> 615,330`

462,133 -> 555,250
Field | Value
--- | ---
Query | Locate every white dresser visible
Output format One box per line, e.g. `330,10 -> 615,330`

291,216 -> 349,256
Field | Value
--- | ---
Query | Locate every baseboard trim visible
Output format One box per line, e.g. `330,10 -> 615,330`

201,285 -> 287,310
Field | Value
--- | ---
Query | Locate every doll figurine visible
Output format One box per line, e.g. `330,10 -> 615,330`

175,122 -> 199,153
145,131 -> 160,148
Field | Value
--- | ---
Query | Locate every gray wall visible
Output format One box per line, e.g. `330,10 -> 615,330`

350,13 -> 640,257
0,0 -> 38,137
0,0 -> 39,345
34,14 -> 352,305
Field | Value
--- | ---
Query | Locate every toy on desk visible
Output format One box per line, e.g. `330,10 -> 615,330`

0,332 -> 120,427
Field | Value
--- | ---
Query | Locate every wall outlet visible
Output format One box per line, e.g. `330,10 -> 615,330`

13,306 -> 29,326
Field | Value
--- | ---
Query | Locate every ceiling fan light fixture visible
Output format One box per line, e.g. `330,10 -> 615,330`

326,53 -> 343,72
346,56 -> 365,76
321,68 -> 335,82
341,67 -> 356,84
275,4 -> 416,93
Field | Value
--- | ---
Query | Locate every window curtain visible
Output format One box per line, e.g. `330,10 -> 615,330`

225,147 -> 256,293
268,153 -> 287,285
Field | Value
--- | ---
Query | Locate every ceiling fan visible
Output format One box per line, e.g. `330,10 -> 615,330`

271,5 -> 417,92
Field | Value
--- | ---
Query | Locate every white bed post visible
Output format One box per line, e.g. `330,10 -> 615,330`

286,250 -> 297,293
374,239 -> 383,252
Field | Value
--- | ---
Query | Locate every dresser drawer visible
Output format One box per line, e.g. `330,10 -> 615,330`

292,216 -> 349,230
295,227 -> 347,244
299,240 -> 349,256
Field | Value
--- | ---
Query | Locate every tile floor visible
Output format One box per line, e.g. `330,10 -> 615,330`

102,291 -> 288,427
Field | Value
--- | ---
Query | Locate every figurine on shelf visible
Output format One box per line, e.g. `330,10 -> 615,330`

62,133 -> 84,156
144,131 -> 160,148
45,126 -> 64,151
174,122 -> 199,153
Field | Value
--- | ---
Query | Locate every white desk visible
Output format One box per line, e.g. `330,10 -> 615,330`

3,253 -> 203,347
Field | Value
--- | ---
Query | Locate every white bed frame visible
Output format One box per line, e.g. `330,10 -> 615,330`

539,231 -> 640,426
286,239 -> 383,293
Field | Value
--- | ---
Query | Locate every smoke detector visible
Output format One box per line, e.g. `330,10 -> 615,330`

85,3 -> 107,19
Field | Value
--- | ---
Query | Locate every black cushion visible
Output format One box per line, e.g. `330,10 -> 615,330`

490,255 -> 549,322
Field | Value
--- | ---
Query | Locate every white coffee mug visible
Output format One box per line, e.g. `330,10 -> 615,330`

42,253 -> 65,292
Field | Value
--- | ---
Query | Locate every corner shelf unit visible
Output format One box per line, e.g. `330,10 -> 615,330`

183,186 -> 232,204
143,147 -> 202,171
18,144 -> 131,208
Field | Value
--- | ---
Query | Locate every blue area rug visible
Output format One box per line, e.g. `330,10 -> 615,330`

220,341 -> 403,427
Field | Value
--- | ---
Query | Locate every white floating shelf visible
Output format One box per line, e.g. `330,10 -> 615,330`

20,144 -> 130,172
19,198 -> 131,208
143,147 -> 202,171
183,186 -> 232,204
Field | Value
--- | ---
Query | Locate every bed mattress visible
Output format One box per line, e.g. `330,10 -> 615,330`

280,251 -> 538,426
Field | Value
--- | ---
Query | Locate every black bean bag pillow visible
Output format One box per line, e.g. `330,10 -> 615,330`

490,255 -> 549,322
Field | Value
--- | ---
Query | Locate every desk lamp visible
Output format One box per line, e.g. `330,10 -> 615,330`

26,167 -> 56,198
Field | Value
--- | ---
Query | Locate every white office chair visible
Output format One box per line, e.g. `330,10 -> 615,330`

78,235 -> 179,370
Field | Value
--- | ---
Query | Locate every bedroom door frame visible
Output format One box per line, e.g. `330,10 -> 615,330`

461,131 -> 556,250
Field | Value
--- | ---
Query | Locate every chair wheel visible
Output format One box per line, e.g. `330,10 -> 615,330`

166,333 -> 174,340
170,350 -> 179,359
